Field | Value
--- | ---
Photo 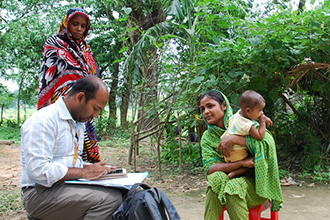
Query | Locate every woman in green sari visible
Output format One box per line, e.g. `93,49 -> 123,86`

199,91 -> 283,220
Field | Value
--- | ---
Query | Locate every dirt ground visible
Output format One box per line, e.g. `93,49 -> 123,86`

0,143 -> 330,220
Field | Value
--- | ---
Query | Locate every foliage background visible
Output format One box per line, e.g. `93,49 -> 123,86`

1,0 -> 330,178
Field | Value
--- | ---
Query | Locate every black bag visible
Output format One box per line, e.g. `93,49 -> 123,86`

112,183 -> 181,220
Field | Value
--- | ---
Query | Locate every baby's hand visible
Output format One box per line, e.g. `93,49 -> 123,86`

265,116 -> 273,126
259,115 -> 273,126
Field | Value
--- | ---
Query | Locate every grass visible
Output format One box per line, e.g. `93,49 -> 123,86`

3,107 -> 36,120
0,181 -> 25,218
0,190 -> 23,213
0,126 -> 21,145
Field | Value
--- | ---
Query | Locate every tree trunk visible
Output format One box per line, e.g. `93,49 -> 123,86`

126,1 -> 166,173
196,99 -> 207,156
109,62 -> 119,127
177,112 -> 182,173
128,4 -> 165,131
17,86 -> 21,127
136,46 -> 160,131
24,103 -> 27,121
0,105 -> 4,126
120,84 -> 130,129
298,0 -> 306,14
17,98 -> 20,126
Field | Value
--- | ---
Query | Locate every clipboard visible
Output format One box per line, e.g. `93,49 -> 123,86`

65,172 -> 149,190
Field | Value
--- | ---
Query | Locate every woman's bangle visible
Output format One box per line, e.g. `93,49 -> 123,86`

260,121 -> 266,124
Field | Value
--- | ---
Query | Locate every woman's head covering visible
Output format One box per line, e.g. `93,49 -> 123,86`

57,7 -> 91,42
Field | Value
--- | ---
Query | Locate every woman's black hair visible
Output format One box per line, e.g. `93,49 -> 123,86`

199,90 -> 225,106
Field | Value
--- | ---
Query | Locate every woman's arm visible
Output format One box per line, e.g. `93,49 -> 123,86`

208,157 -> 254,175
201,131 -> 254,175
207,134 -> 254,175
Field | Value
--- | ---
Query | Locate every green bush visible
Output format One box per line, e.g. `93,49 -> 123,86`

300,166 -> 330,184
4,119 -> 20,128
274,91 -> 329,172
161,139 -> 202,167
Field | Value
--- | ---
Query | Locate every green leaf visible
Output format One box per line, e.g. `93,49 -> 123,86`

122,7 -> 132,15
185,28 -> 194,36
167,0 -> 184,20
228,70 -> 243,78
269,89 -> 279,102
118,47 -> 128,54
269,38 -> 282,49
191,76 -> 205,84
249,37 -> 261,47
113,58 -> 125,64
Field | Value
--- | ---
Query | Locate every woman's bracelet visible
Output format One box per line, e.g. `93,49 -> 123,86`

260,121 -> 266,124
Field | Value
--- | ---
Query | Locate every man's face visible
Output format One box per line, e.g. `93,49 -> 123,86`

71,88 -> 108,122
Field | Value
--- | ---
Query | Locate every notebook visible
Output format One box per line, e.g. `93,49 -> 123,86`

65,172 -> 149,189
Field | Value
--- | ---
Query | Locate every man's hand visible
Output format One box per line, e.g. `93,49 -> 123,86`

59,162 -> 117,182
82,162 -> 114,180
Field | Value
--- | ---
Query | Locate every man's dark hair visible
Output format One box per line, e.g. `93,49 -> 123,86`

67,76 -> 100,103
199,90 -> 225,106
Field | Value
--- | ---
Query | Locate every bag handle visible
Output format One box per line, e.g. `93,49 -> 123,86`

112,183 -> 152,220
153,188 -> 181,220
127,182 -> 151,198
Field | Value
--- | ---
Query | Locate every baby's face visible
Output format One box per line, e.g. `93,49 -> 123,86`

246,102 -> 266,121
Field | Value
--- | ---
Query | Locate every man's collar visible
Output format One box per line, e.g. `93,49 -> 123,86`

57,97 -> 74,121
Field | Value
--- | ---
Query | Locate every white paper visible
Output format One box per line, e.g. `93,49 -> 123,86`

65,172 -> 149,189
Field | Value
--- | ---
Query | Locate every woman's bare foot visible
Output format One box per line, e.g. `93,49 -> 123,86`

228,167 -> 249,179
228,171 -> 235,179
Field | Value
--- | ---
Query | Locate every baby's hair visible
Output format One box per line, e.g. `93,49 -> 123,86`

199,91 -> 225,106
239,90 -> 265,109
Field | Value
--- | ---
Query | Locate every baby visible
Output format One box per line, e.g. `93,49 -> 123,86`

221,90 -> 273,179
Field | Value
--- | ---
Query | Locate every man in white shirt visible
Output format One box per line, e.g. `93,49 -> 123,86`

21,76 -> 123,220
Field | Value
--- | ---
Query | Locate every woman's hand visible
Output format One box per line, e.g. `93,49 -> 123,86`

218,135 -> 247,158
241,157 -> 255,168
217,136 -> 233,158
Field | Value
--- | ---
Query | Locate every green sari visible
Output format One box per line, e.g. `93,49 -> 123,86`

201,92 -> 283,220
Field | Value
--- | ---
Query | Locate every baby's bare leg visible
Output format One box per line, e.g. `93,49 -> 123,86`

228,167 -> 249,179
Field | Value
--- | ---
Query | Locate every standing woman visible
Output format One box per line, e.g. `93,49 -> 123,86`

199,91 -> 283,220
38,7 -> 101,163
